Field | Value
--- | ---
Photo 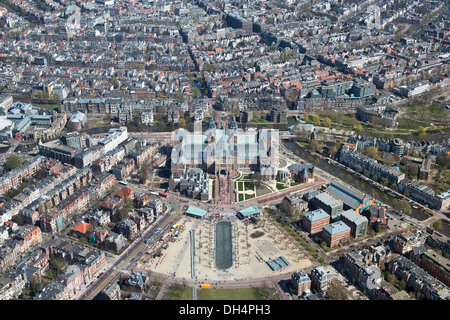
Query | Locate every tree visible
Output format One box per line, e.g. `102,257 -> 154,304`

178,118 -> 186,128
309,139 -> 320,152
139,164 -> 149,184
326,279 -> 348,300
365,146 -> 378,158
432,220 -> 443,230
5,155 -> 23,172
303,112 -> 309,122
323,117 -> 332,127
311,114 -> 321,126
354,124 -> 363,132
417,126 -> 426,136
397,199 -> 412,215
192,87 -> 202,98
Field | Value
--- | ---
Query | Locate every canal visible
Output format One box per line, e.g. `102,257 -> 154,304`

282,140 -> 430,221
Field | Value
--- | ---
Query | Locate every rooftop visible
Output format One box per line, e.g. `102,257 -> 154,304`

303,208 -> 330,223
323,221 -> 351,236
238,205 -> 261,217
185,205 -> 207,217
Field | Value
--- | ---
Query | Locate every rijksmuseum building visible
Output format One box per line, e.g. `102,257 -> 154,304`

170,116 -> 279,180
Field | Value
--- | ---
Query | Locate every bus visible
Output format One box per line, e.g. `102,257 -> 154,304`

200,284 -> 211,289
119,181 -> 128,186
158,192 -> 167,197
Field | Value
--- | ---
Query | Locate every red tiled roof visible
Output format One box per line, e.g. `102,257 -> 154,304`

73,222 -> 90,234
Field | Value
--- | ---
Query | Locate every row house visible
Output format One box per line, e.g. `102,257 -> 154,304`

0,227 -> 43,272
281,194 -> 308,217
92,172 -> 116,199
342,250 -> 385,299
128,144 -> 158,167
16,247 -> 50,284
13,226 -> 42,253
0,268 -> 28,300
418,250 -> 450,288
0,156 -> 44,195
35,247 -> 107,301
111,159 -> 135,181
426,231 -> 450,258
389,255 -> 449,300
40,189 -> 90,233
398,180 -> 444,210
92,146 -> 126,173
339,144 -> 405,185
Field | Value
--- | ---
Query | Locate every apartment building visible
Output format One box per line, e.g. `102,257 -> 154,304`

419,250 -> 450,287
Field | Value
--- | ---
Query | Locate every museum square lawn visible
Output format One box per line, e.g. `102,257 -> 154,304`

197,287 -> 278,300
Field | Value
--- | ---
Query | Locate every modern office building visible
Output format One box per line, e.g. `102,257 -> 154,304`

312,191 -> 343,220
340,209 -> 368,238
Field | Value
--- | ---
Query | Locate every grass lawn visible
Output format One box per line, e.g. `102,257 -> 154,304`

92,119 -> 110,128
428,104 -> 446,117
238,194 -> 244,202
39,104 -> 58,110
276,183 -> 286,190
298,141 -> 310,147
238,181 -> 243,191
398,119 -> 427,130
407,104 -> 420,112
245,193 -> 255,200
164,285 -> 193,300
252,118 -> 270,123
197,287 -> 277,300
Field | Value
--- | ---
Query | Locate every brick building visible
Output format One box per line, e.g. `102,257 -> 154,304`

291,270 -> 311,296
302,208 -> 330,234
322,221 -> 351,247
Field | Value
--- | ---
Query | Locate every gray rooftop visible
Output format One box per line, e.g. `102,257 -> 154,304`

323,221 -> 351,236
303,208 -> 330,223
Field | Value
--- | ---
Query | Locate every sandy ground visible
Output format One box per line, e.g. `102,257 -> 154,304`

136,213 -> 313,282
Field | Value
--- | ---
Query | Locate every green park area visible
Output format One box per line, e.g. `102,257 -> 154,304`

163,285 -> 278,300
